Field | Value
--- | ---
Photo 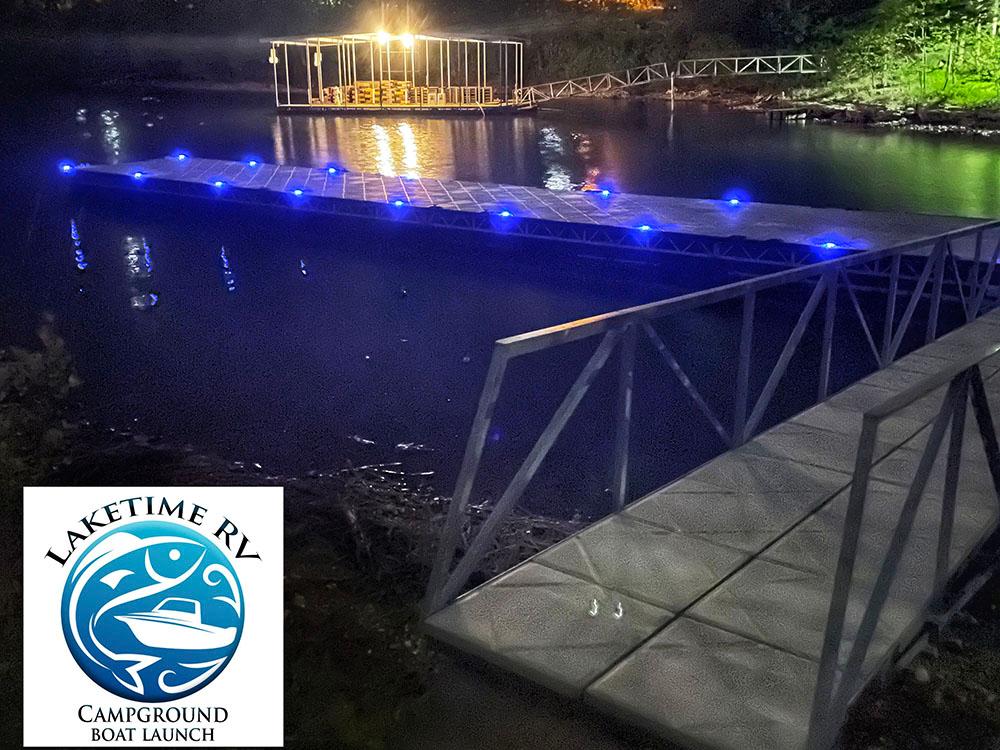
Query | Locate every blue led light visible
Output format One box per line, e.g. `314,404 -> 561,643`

176,152 -> 189,161
728,198 -> 741,206
499,210 -> 512,218
327,166 -> 338,174
292,188 -> 304,197
600,189 -> 611,198
59,161 -> 76,175
248,159 -> 259,167
212,180 -> 225,188
638,224 -> 652,232
132,171 -> 145,181
822,242 -> 838,250
393,199 -> 405,207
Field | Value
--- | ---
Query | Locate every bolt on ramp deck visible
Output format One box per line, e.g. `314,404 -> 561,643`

424,310 -> 1000,750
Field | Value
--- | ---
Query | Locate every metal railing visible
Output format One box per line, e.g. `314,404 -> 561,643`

514,62 -> 672,104
423,221 -> 1000,613
807,341 -> 1000,748
676,53 -> 823,79
514,53 -> 824,105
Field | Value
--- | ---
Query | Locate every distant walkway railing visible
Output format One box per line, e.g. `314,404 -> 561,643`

424,220 -> 1000,613
515,53 -> 824,104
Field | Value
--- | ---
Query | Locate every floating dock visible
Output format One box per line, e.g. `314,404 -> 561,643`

68,156 -> 984,268
425,312 -> 1000,750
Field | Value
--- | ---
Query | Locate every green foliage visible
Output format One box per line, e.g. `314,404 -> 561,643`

830,0 -> 1000,107
0,317 -> 81,490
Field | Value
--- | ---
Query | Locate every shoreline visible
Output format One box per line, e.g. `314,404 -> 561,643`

122,75 -> 1000,137
642,86 -> 1000,138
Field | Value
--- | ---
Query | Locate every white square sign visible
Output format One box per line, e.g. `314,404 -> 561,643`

23,487 -> 284,747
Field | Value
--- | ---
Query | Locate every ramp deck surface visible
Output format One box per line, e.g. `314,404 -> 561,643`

70,157 -> 984,265
424,310 -> 1000,750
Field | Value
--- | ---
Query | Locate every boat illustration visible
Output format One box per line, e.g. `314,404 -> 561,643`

115,597 -> 236,650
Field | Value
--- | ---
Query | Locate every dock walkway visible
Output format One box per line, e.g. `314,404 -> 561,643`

70,157 -> 982,267
424,310 -> 1000,750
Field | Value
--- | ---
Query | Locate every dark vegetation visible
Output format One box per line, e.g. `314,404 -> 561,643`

4,320 -> 1000,749
6,0 -> 999,110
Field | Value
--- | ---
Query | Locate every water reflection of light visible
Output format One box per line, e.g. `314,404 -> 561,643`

372,124 -> 396,176
123,235 -> 158,309
539,127 -> 573,191
219,246 -> 236,293
99,110 -> 122,163
398,123 -> 419,178
70,219 -> 88,271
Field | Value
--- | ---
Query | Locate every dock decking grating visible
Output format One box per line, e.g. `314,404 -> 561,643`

70,157 -> 985,267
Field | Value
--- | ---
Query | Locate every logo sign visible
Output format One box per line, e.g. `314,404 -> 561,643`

24,487 -> 283,747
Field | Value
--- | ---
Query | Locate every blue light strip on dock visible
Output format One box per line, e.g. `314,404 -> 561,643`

63,156 -> 978,267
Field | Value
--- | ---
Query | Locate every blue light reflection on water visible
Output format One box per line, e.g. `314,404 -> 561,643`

4,92 -> 996,514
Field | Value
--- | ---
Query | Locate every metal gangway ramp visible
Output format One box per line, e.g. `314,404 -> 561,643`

423,222 -> 1000,749
515,54 -> 823,104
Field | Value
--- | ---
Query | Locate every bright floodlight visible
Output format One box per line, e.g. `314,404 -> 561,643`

377,30 -> 390,45
401,33 -> 414,49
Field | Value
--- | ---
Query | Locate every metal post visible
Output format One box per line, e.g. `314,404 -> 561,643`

305,44 -> 313,104
936,374 -> 968,591
818,269 -> 838,401
431,331 -> 621,610
832,379 -> 962,715
316,45 -> 324,103
733,291 -> 755,444
881,254 -> 901,366
271,47 -> 279,108
423,349 -> 511,614
611,323 -> 637,512
926,241 -> 947,344
284,44 -> 291,106
806,414 -> 880,749
969,367 -> 1000,496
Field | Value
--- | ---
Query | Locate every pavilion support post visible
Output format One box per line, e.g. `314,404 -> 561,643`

316,45 -> 324,103
284,44 -> 291,106
305,44 -> 313,104
271,47 -> 279,108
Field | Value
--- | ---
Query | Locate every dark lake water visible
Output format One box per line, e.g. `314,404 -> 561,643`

2,90 -> 995,514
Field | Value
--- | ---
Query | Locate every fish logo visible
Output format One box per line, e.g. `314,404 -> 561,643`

60,520 -> 244,701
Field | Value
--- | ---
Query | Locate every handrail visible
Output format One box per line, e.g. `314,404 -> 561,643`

498,220 -> 1000,356
807,338 -> 1000,748
423,221 -> 1000,614
516,53 -> 826,103
868,341 -> 1000,420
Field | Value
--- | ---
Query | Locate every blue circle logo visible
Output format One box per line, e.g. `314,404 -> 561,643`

61,520 -> 244,701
